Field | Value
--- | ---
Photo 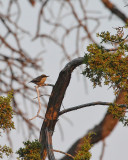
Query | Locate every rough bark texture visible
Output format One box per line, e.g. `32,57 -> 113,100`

61,90 -> 127,160
39,57 -> 84,159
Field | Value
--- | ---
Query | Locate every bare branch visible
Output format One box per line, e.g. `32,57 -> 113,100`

101,0 -> 128,23
29,86 -> 45,120
59,101 -> 112,116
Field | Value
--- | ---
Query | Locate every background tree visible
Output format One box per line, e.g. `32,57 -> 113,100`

0,0 -> 128,160
0,92 -> 14,159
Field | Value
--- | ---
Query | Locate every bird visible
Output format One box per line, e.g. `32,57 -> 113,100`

29,74 -> 49,87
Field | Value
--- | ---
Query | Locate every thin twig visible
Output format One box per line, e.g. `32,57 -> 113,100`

52,149 -> 74,159
100,140 -> 106,160
29,114 -> 45,120
29,86 -> 45,120
36,86 -> 42,115
33,94 -> 50,99
43,83 -> 54,87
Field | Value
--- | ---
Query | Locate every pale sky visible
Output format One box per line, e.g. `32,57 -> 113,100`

1,0 -> 128,160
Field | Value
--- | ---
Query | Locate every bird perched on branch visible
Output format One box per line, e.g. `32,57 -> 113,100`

29,74 -> 49,87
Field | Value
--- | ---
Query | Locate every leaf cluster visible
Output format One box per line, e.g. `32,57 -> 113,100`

0,145 -> 13,159
108,104 -> 128,126
83,30 -> 128,125
16,139 -> 41,160
0,92 -> 14,130
83,32 -> 128,97
74,133 -> 94,160
97,31 -> 125,43
0,92 -> 14,159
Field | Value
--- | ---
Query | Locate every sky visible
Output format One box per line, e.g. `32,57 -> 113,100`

1,0 -> 128,160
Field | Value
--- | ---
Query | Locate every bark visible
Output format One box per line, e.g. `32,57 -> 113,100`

39,57 -> 84,159
45,128 -> 55,160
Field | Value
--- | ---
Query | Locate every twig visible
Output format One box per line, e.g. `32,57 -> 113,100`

43,83 -> 54,87
52,149 -> 74,159
29,114 -> 45,120
36,86 -> 42,115
33,94 -> 50,99
100,140 -> 106,160
29,86 -> 45,120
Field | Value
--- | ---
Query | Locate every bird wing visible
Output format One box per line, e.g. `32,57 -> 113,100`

30,75 -> 42,83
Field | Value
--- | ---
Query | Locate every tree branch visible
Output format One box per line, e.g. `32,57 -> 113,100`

39,57 -> 84,159
60,89 -> 128,160
59,101 -> 112,116
101,0 -> 128,23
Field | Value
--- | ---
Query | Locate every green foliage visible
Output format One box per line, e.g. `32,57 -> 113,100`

16,139 -> 41,160
83,29 -> 128,125
83,31 -> 128,96
0,145 -> 13,159
124,22 -> 128,28
0,92 -> 14,159
96,31 -> 124,43
0,91 -> 14,130
108,104 -> 128,126
74,133 -> 94,160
